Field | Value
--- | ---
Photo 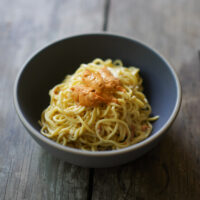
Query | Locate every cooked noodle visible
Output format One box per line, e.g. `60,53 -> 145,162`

40,58 -> 158,151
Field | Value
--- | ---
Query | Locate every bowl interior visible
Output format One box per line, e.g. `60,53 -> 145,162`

16,34 -> 178,142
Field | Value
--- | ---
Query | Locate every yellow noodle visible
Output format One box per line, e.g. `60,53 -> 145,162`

40,59 -> 158,151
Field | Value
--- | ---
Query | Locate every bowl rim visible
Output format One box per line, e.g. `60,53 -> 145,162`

13,32 -> 182,157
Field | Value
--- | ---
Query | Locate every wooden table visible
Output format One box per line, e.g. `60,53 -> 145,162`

1,0 -> 200,199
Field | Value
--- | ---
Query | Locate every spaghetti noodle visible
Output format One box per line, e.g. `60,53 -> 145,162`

40,58 -> 158,151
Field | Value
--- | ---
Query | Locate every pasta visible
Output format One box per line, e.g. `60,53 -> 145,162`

40,58 -> 158,151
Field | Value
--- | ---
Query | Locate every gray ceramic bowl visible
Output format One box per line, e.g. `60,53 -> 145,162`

14,33 -> 181,168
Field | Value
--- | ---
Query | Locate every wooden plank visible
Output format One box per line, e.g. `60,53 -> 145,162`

0,0 -> 104,199
92,0 -> 200,199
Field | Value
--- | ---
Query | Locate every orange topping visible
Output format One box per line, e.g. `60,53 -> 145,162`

71,85 -> 108,107
82,69 -> 104,92
71,67 -> 124,107
141,125 -> 149,131
100,67 -> 124,91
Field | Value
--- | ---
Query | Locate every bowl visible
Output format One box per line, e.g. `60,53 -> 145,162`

14,33 -> 181,168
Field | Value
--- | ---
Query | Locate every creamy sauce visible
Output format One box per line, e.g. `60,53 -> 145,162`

71,67 -> 124,106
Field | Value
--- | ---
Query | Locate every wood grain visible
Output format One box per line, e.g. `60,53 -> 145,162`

1,0 -> 200,199
92,0 -> 200,199
0,0 -> 104,199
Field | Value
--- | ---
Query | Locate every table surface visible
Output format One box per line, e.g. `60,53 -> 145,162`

1,0 -> 200,199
